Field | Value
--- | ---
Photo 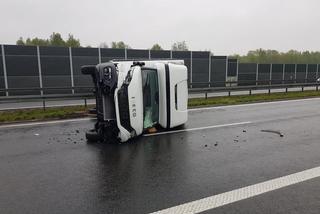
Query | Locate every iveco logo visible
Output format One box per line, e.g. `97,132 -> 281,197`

131,97 -> 136,118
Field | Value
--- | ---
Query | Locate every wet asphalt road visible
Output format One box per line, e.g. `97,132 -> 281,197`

1,98 -> 320,213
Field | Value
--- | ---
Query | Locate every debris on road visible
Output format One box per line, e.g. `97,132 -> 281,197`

261,130 -> 284,137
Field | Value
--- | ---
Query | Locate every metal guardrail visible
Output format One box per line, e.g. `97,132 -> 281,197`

0,86 -> 94,110
189,82 -> 320,99
0,80 -> 319,110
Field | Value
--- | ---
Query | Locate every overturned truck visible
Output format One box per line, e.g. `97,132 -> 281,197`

82,60 -> 188,143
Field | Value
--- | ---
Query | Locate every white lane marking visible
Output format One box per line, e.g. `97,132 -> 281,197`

0,102 -> 96,111
188,97 -> 320,112
0,118 -> 93,129
151,166 -> 320,214
143,121 -> 252,137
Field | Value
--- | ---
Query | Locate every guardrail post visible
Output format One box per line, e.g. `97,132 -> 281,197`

249,89 -> 252,95
285,87 -> 288,93
37,46 -> 43,96
124,48 -> 127,60
294,64 -> 297,83
302,86 -> 304,92
228,91 -> 231,96
42,98 -> 46,111
208,52 -> 211,87
282,64 -> 285,84
256,63 -> 259,86
190,51 -> 193,89
226,56 -> 229,87
305,64 -> 309,83
205,92 -> 208,99
98,48 -> 102,64
269,64 -> 273,86
69,47 -> 75,94
1,45 -> 9,96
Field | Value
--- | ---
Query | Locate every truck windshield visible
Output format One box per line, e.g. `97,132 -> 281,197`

142,68 -> 159,129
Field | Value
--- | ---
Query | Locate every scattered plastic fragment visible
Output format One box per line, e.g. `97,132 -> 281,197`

261,130 -> 284,137
34,133 -> 39,136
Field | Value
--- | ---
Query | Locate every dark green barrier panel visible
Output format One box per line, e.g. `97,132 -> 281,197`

192,51 -> 210,88
40,47 -> 72,94
271,64 -> 283,84
71,48 -> 99,93
307,64 -> 317,83
227,59 -> 237,77
238,63 -> 257,86
150,50 -> 171,59
258,64 -> 271,85
127,49 -> 149,59
296,64 -> 307,83
211,56 -> 227,87
5,45 -> 40,95
101,48 -> 125,62
284,64 -> 295,83
0,47 -> 4,96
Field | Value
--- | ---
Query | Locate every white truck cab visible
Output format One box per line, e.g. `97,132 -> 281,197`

82,60 -> 188,143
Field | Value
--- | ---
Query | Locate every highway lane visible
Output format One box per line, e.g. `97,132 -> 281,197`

1,98 -> 320,213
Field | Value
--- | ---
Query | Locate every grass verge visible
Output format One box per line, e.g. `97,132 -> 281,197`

0,105 -> 94,123
188,90 -> 320,107
1,90 -> 320,123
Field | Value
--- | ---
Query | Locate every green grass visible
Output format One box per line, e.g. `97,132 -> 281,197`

0,105 -> 94,123
188,90 -> 320,107
1,90 -> 320,123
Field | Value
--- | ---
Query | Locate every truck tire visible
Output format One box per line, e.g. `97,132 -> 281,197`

85,129 -> 100,143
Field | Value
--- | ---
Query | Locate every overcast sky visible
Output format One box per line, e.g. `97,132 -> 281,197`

1,0 -> 320,55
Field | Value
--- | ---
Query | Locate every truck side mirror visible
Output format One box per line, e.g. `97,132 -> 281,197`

81,65 -> 96,75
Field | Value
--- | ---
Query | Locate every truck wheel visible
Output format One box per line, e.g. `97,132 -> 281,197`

85,129 -> 100,143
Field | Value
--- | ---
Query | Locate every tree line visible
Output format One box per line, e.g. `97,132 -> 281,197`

17,34 -> 320,63
232,49 -> 320,64
17,33 -> 81,47
16,33 -> 189,51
